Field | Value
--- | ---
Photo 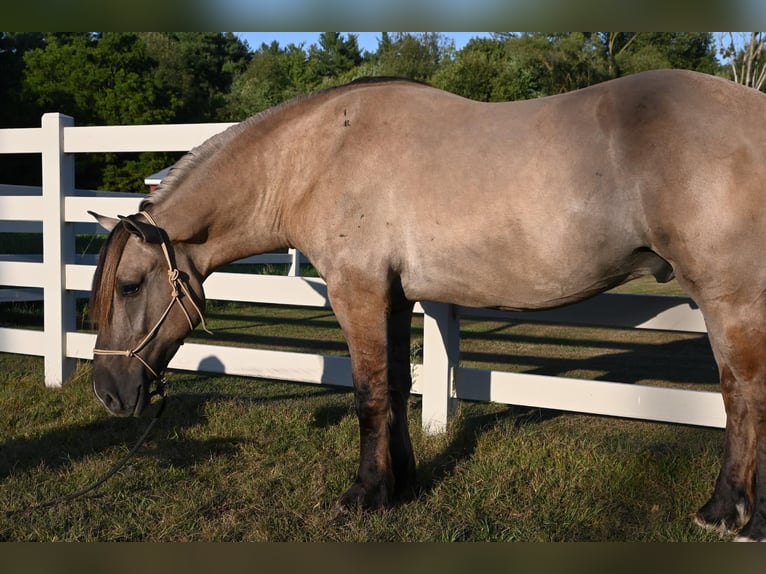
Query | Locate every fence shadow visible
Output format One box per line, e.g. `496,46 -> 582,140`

411,403 -> 561,502
459,325 -> 718,387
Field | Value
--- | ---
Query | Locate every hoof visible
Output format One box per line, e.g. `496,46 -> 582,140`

692,513 -> 736,536
733,518 -> 766,542
733,535 -> 759,542
339,481 -> 390,511
693,499 -> 748,535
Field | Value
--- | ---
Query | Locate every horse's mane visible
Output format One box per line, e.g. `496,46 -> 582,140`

89,224 -> 131,332
140,77 -> 425,211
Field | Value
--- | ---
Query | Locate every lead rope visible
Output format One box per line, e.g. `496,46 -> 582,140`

5,212 -> 212,517
4,394 -> 166,517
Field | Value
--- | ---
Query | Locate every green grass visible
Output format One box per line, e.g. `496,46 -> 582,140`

0,355 -> 726,541
0,279 -> 730,541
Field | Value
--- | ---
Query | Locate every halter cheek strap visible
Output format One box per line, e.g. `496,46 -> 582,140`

93,211 -> 212,385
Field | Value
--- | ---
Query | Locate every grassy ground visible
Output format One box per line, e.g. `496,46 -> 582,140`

0,274 -> 730,541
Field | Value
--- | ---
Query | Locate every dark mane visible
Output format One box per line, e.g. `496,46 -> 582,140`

90,224 -> 131,332
140,77 -> 426,211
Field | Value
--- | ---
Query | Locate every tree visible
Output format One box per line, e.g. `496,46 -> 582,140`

432,36 -> 542,102
224,40 -> 314,118
497,33 -> 608,97
719,32 -> 766,90
21,32 -> 250,191
609,33 -> 719,78
139,32 -> 250,123
598,32 -> 640,78
0,33 -> 46,185
432,37 -> 506,101
373,32 -> 454,81
307,32 -> 362,82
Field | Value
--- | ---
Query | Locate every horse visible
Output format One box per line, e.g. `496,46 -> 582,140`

89,69 -> 766,541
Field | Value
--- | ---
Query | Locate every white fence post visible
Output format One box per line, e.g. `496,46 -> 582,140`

287,248 -> 300,276
41,113 -> 76,387
420,302 -> 459,434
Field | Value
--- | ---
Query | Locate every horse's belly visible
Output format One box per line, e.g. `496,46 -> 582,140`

403,269 -> 610,311
400,244 -> 670,311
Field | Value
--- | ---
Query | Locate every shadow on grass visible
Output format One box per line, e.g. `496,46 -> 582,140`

0,379 -> 350,481
462,332 -> 717,387
406,401 -> 562,503
0,314 -> 721,525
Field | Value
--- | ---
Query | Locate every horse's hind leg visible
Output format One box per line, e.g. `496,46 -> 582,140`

694,301 -> 766,539
694,363 -> 755,533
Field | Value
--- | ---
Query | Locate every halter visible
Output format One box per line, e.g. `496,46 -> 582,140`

93,211 -> 212,389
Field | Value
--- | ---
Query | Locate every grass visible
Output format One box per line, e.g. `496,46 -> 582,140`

0,225 -> 728,540
0,356 -> 725,541
0,273 -> 731,541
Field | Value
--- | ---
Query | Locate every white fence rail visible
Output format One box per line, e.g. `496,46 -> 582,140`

0,113 -> 725,433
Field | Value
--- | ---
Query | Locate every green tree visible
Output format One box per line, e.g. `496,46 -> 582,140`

140,32 -> 250,123
224,40 -> 314,118
432,37 -> 505,101
432,36 -> 542,102
307,32 -> 363,83
373,32 -> 454,81
500,33 -> 609,96
0,32 -> 46,185
22,33 -> 172,191
609,33 -> 720,77
21,32 -> 250,191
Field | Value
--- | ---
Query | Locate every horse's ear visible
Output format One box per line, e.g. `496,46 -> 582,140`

119,215 -> 163,244
88,211 -> 120,232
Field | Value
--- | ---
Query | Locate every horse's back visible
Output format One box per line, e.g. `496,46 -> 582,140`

294,71 -> 766,310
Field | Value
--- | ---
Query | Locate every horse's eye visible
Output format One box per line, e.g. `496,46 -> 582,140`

120,283 -> 141,297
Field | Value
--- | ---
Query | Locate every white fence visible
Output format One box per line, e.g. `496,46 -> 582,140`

0,113 -> 726,433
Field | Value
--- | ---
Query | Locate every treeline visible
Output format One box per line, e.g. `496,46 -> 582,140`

0,32 -> 726,191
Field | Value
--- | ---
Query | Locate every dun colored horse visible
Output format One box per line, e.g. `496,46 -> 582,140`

90,70 -> 766,540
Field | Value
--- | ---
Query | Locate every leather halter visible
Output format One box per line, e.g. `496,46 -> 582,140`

92,211 -> 212,388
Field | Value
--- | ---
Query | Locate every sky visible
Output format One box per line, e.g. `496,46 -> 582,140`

234,32 -> 492,53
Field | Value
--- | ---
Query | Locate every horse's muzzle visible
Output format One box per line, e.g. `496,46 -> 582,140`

92,362 -> 151,417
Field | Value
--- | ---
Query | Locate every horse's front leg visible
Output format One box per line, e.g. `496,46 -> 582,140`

329,277 -> 396,509
387,300 -> 417,500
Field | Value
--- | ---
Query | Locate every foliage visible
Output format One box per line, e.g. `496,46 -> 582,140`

0,31 -> 744,192
17,32 -> 250,191
719,32 -> 766,89
0,32 -> 46,186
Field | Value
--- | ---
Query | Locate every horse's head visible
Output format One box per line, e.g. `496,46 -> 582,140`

88,211 -> 207,417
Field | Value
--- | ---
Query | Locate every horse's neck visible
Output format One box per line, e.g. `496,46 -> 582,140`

151,179 -> 290,278
150,103 -> 330,276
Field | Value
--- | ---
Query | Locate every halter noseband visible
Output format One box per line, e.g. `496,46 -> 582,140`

93,211 -> 212,390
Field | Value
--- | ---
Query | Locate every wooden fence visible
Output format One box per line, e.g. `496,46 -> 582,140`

0,113 -> 725,433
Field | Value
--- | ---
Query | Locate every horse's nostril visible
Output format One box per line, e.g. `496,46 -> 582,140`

94,383 -> 127,416
103,392 -> 117,410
